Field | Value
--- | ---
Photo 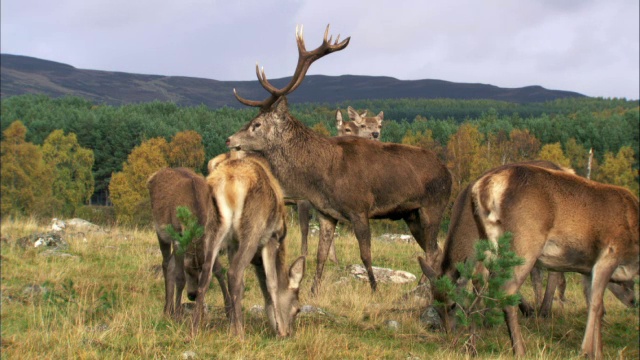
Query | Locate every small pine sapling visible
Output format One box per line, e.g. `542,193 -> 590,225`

165,206 -> 204,255
432,233 -> 524,356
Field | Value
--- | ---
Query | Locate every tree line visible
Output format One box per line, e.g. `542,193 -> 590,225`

1,94 -> 638,224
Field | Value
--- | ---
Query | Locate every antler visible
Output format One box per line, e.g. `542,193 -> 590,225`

234,24 -> 350,110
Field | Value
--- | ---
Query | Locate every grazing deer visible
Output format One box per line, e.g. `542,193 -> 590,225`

147,167 -> 231,320
194,152 -> 305,338
429,163 -> 638,359
419,161 -> 575,332
228,24 -> 451,294
295,106 -> 384,262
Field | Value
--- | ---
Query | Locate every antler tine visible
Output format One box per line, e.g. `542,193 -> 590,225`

255,63 -> 280,94
233,88 -> 277,108
234,24 -> 350,110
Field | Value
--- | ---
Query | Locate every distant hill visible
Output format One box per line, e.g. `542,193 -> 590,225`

1,54 -> 586,107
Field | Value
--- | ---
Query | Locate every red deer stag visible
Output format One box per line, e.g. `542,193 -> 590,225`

147,168 -> 231,320
295,106 -> 385,262
228,24 -> 451,294
192,152 -> 305,339
426,163 -> 638,359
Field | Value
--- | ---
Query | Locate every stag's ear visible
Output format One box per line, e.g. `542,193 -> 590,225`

288,256 -> 306,289
347,106 -> 363,124
274,97 -> 289,117
336,109 -> 343,127
418,256 -> 438,283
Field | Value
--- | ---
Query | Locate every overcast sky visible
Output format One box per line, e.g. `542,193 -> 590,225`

2,0 -> 638,99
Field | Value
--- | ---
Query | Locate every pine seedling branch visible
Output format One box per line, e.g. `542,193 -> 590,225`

165,206 -> 204,255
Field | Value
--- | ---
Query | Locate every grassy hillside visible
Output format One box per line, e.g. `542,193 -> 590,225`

1,217 -> 638,359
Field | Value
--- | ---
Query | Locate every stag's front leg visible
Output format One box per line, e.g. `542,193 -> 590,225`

351,214 -> 376,292
311,213 -> 338,295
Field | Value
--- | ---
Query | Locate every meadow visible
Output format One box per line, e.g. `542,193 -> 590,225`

1,215 -> 638,359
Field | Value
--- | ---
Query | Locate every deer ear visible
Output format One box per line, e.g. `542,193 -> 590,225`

336,110 -> 343,127
377,111 -> 384,122
288,256 -> 306,289
274,97 -> 289,117
360,110 -> 368,118
418,256 -> 438,283
347,106 -> 363,124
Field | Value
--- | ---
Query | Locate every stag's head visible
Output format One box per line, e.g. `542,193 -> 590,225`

267,256 -> 306,337
227,25 -> 350,152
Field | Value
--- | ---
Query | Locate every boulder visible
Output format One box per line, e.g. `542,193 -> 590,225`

348,264 -> 416,284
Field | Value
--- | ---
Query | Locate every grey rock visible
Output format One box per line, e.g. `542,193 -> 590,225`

181,350 -> 197,359
348,264 -> 416,284
420,305 -> 443,329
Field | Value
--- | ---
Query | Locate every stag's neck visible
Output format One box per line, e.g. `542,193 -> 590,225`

261,117 -> 335,198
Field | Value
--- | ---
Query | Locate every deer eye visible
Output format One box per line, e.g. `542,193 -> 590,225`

360,125 -> 365,128
252,123 -> 261,130
345,129 -> 351,133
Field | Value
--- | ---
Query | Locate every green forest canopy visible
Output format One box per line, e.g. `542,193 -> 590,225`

1,94 -> 638,204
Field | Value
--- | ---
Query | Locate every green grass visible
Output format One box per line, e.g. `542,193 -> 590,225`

1,216 -> 638,359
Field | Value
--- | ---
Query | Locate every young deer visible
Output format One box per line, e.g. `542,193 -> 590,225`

295,106 -> 384,262
229,25 -> 451,294
147,168 -> 231,320
194,152 -> 305,339
450,163 -> 638,359
336,107 -> 383,140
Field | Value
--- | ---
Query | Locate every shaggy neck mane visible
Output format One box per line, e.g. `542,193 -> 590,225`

261,112 -> 336,199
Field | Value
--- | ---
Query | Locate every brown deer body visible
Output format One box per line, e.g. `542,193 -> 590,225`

419,161 -> 570,331
229,25 -> 451,293
296,106 -> 384,261
198,152 -> 305,338
468,164 -> 638,358
147,168 -> 231,319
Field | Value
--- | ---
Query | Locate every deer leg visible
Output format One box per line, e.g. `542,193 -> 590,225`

158,235 -> 175,316
174,252 -> 186,320
503,256 -> 539,358
581,249 -> 619,360
212,259 -> 232,319
191,246 -> 217,336
227,240 -> 260,340
261,239 -> 284,336
556,272 -> 567,302
538,271 -> 561,318
530,266 -> 543,308
298,200 -> 311,257
351,215 -> 376,292
311,213 -> 338,296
